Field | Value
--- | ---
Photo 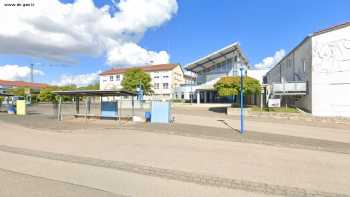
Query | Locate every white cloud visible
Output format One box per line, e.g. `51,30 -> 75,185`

254,49 -> 286,70
0,64 -> 44,81
0,0 -> 178,65
107,43 -> 169,66
53,71 -> 101,87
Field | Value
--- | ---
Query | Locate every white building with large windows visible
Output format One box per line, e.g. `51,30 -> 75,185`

99,64 -> 185,100
264,21 -> 350,117
175,43 -> 249,103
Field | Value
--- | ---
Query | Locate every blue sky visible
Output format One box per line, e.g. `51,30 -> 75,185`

0,0 -> 349,85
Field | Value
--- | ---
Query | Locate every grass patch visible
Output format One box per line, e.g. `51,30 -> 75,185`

251,106 -> 299,113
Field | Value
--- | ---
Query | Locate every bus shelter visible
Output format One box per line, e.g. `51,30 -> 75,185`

53,90 -> 137,121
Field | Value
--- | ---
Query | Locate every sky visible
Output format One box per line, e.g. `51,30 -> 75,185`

0,0 -> 349,86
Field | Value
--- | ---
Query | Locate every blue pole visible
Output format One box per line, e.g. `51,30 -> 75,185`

240,67 -> 244,134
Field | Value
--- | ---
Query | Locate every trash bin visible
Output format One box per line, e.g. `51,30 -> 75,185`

7,105 -> 15,114
145,112 -> 151,122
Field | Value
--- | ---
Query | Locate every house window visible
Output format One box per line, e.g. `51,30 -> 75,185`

110,76 -> 114,81
154,76 -> 159,79
163,83 -> 169,89
163,75 -> 169,78
116,74 -> 120,81
154,83 -> 159,89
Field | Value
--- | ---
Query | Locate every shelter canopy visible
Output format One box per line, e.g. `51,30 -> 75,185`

186,42 -> 249,73
53,90 -> 136,97
0,93 -> 13,97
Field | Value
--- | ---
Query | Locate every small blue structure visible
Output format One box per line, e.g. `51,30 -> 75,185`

101,101 -> 118,118
151,101 -> 171,123
145,111 -> 151,122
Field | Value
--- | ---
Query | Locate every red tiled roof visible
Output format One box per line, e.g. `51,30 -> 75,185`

0,80 -> 49,89
100,64 -> 178,76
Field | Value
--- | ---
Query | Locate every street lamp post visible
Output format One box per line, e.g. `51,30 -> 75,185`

239,67 -> 244,134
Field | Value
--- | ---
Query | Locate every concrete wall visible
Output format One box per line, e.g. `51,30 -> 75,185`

265,38 -> 312,112
293,38 -> 312,112
311,25 -> 350,117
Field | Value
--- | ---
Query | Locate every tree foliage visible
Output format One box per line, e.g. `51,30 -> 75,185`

121,68 -> 151,94
214,76 -> 261,97
37,83 -> 100,103
8,87 -> 26,96
38,86 -> 60,103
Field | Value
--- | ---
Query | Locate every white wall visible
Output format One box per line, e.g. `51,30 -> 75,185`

311,25 -> 350,117
100,66 -> 185,100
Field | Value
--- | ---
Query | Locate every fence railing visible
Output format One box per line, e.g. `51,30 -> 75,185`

272,82 -> 307,95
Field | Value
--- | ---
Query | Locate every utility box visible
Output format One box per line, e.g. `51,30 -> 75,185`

101,101 -> 118,118
151,101 -> 171,123
16,100 -> 26,115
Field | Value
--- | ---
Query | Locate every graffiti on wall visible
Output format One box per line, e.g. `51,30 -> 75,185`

313,39 -> 350,74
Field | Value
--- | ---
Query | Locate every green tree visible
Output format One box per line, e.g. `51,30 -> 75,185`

214,76 -> 261,97
121,68 -> 151,94
78,82 -> 99,90
38,86 -> 60,103
8,87 -> 26,96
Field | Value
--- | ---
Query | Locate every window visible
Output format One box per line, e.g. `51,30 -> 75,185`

116,74 -> 120,81
163,75 -> 169,78
163,83 -> 169,89
154,76 -> 159,79
110,76 -> 114,81
154,83 -> 159,89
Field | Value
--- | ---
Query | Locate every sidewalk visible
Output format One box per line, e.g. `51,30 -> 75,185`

174,114 -> 350,143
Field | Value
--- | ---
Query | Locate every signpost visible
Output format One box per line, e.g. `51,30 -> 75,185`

268,98 -> 281,108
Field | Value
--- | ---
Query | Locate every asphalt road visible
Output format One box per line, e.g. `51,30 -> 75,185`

0,168 -> 126,197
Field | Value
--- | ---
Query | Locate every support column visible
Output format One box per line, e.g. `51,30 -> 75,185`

197,91 -> 200,104
209,91 -> 213,103
260,92 -> 263,111
85,97 -> 88,120
204,91 -> 207,103
75,97 -> 80,114
100,96 -> 103,116
87,97 -> 91,114
132,96 -> 135,117
58,96 -> 62,121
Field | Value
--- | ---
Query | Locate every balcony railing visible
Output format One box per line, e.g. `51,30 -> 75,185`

272,82 -> 307,95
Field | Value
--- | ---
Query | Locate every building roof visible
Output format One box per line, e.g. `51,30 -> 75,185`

313,21 -> 350,36
0,80 -> 49,89
185,42 -> 249,73
99,64 -> 178,76
265,21 -> 350,77
53,90 -> 136,97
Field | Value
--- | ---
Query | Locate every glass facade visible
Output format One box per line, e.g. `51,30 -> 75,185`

197,58 -> 237,84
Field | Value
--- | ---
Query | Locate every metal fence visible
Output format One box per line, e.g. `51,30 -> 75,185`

21,100 -> 153,120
